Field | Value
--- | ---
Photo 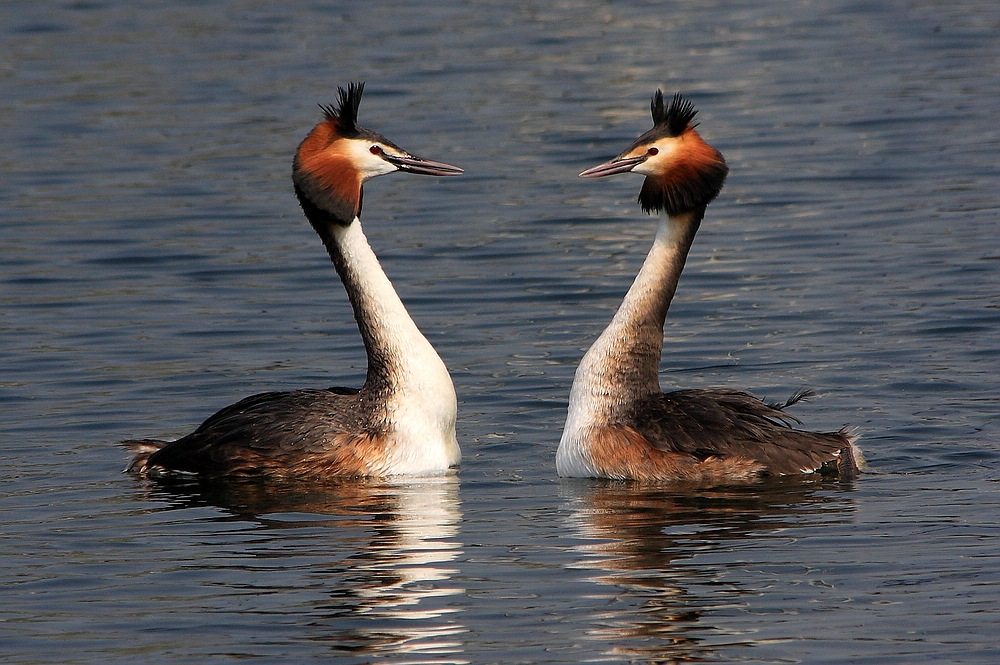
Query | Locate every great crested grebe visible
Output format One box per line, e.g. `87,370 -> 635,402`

126,82 -> 463,480
556,90 -> 861,483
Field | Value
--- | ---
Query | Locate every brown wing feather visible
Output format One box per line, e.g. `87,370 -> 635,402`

588,424 -> 767,483
630,389 -> 853,476
126,387 -> 387,479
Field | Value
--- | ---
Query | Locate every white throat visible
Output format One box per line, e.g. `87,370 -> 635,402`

332,219 -> 460,473
557,214 -> 694,477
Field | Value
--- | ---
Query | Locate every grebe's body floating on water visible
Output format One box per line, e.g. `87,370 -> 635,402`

556,91 -> 861,483
126,82 -> 462,480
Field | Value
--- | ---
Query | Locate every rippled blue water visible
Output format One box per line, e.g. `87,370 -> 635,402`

2,1 -> 998,662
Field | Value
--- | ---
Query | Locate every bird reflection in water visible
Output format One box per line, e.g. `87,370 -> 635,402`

134,474 -> 466,662
560,478 -> 856,662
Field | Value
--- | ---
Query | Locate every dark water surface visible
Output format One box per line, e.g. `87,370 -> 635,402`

2,1 -> 998,662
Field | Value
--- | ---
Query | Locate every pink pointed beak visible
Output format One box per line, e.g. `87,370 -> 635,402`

384,153 -> 464,176
579,155 -> 646,178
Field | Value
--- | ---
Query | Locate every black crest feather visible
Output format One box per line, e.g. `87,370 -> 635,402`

651,90 -> 698,137
319,81 -> 365,137
635,90 -> 728,215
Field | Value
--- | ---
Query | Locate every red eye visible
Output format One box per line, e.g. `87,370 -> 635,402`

370,145 -> 382,155
647,147 -> 659,156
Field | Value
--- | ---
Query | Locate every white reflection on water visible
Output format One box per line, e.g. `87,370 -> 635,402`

137,474 -> 467,663
560,479 -> 856,661
311,476 -> 467,662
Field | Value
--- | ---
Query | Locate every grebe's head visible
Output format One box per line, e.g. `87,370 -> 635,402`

293,82 -> 463,224
580,90 -> 728,216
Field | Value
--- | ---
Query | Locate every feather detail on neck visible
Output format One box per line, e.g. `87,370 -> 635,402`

571,210 -> 701,415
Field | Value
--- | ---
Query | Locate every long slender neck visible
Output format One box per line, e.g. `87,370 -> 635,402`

577,208 -> 703,401
299,194 -> 447,397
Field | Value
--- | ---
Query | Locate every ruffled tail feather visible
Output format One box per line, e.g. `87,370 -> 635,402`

122,438 -> 168,474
